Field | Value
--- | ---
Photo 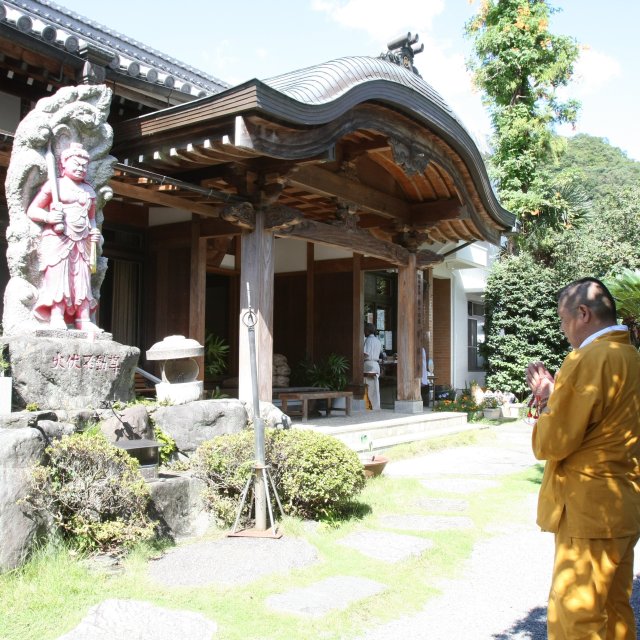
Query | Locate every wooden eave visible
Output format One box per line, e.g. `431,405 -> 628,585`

110,64 -> 513,246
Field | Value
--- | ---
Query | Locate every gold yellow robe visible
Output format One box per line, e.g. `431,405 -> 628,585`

533,330 -> 640,537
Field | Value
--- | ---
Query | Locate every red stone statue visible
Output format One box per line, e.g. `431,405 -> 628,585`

26,142 -> 102,331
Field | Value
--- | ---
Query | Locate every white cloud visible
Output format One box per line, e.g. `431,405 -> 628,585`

312,0 -> 444,43
569,47 -> 621,97
312,0 -> 490,147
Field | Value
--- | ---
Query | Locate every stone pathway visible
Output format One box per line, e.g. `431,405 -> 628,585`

57,421 -> 640,639
57,599 -> 217,640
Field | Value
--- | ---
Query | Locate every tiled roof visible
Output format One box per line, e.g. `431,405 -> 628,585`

1,0 -> 229,98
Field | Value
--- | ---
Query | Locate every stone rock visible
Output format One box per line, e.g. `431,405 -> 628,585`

244,400 -> 292,430
151,399 -> 247,453
0,409 -> 59,430
0,422 -> 70,572
57,598 -> 217,640
147,473 -> 210,539
100,405 -> 153,443
6,333 -> 139,410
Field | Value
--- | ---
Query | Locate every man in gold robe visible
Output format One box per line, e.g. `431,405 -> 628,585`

526,277 -> 640,640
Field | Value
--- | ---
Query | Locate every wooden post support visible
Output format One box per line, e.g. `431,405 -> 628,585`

239,210 -> 274,403
352,253 -> 364,388
189,217 -> 207,381
306,242 -> 315,359
396,253 -> 421,406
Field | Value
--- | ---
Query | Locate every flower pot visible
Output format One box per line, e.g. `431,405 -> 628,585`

361,455 -> 389,478
502,403 -> 525,419
483,407 -> 501,420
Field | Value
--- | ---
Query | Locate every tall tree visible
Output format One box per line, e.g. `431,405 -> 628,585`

466,0 -> 580,233
465,1 -> 582,393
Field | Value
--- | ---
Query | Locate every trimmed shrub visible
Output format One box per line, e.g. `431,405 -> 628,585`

270,428 -> 365,519
192,428 -> 365,525
22,433 -> 156,553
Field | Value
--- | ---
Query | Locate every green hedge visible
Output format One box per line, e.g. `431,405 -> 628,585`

192,428 -> 365,525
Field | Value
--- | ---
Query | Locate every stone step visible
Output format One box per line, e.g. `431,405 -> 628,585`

301,412 -> 470,453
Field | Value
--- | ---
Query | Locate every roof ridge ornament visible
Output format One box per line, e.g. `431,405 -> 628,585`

379,32 -> 424,77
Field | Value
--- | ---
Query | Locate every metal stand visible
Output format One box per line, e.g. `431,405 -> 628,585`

228,463 -> 284,538
228,283 -> 284,539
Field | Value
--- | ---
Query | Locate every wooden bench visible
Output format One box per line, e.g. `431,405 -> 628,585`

278,390 -> 353,423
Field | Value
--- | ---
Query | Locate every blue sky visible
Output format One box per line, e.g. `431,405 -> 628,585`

55,0 -> 639,160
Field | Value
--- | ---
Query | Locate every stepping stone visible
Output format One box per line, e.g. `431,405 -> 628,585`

57,599 -> 217,639
338,530 -> 433,563
148,537 -> 318,588
379,514 -> 474,531
417,497 -> 469,513
421,478 -> 498,494
266,576 -> 386,618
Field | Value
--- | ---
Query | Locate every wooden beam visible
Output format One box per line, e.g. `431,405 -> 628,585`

199,218 -> 243,237
352,253 -> 364,387
306,243 -> 314,359
396,254 -> 421,403
238,210 -> 275,403
109,180 -> 223,218
409,199 -> 464,227
288,165 -> 410,223
280,219 -> 411,266
313,257 -> 395,273
189,218 -> 207,381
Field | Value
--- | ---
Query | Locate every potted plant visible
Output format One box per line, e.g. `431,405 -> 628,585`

299,353 -> 350,412
481,394 -> 501,420
359,435 -> 388,478
303,353 -> 350,391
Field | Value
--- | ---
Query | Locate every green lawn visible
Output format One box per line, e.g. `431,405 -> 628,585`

0,429 -> 543,640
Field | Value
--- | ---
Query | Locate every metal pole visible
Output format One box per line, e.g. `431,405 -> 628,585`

245,283 -> 267,530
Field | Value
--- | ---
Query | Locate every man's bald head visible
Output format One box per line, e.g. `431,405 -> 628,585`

558,278 -> 617,325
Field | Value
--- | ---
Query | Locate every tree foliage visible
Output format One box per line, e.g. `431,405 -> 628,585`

466,0 -> 580,231
605,269 -> 640,347
482,253 -> 567,397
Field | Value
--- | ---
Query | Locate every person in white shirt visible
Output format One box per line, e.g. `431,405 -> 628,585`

363,323 -> 382,410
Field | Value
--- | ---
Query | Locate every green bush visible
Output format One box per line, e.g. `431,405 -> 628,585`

192,428 -> 365,525
270,428 -> 365,519
153,426 -> 177,465
22,433 -> 156,553
482,253 -> 566,398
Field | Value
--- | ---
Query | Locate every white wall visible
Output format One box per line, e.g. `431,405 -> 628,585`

440,241 -> 497,390
274,237 -> 352,273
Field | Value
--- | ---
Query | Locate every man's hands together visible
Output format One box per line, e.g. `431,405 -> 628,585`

526,361 -> 554,410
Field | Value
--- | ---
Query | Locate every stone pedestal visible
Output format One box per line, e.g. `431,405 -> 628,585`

156,381 -> 203,405
6,331 -> 139,410
394,399 -> 424,414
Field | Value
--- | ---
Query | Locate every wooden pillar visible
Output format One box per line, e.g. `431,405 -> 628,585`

426,267 -> 433,359
351,253 -> 364,387
306,242 -> 315,359
238,210 -> 274,403
189,218 -> 207,381
396,253 -> 422,410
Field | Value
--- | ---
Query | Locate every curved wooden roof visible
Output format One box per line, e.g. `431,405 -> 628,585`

112,56 -> 515,253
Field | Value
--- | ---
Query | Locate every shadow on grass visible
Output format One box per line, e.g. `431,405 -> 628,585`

491,574 -> 640,639
334,500 -> 373,522
529,463 -> 544,485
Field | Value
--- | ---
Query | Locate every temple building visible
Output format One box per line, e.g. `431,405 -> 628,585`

0,0 -> 514,410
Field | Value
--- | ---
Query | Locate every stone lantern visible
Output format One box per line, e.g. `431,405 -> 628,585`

146,335 -> 204,404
